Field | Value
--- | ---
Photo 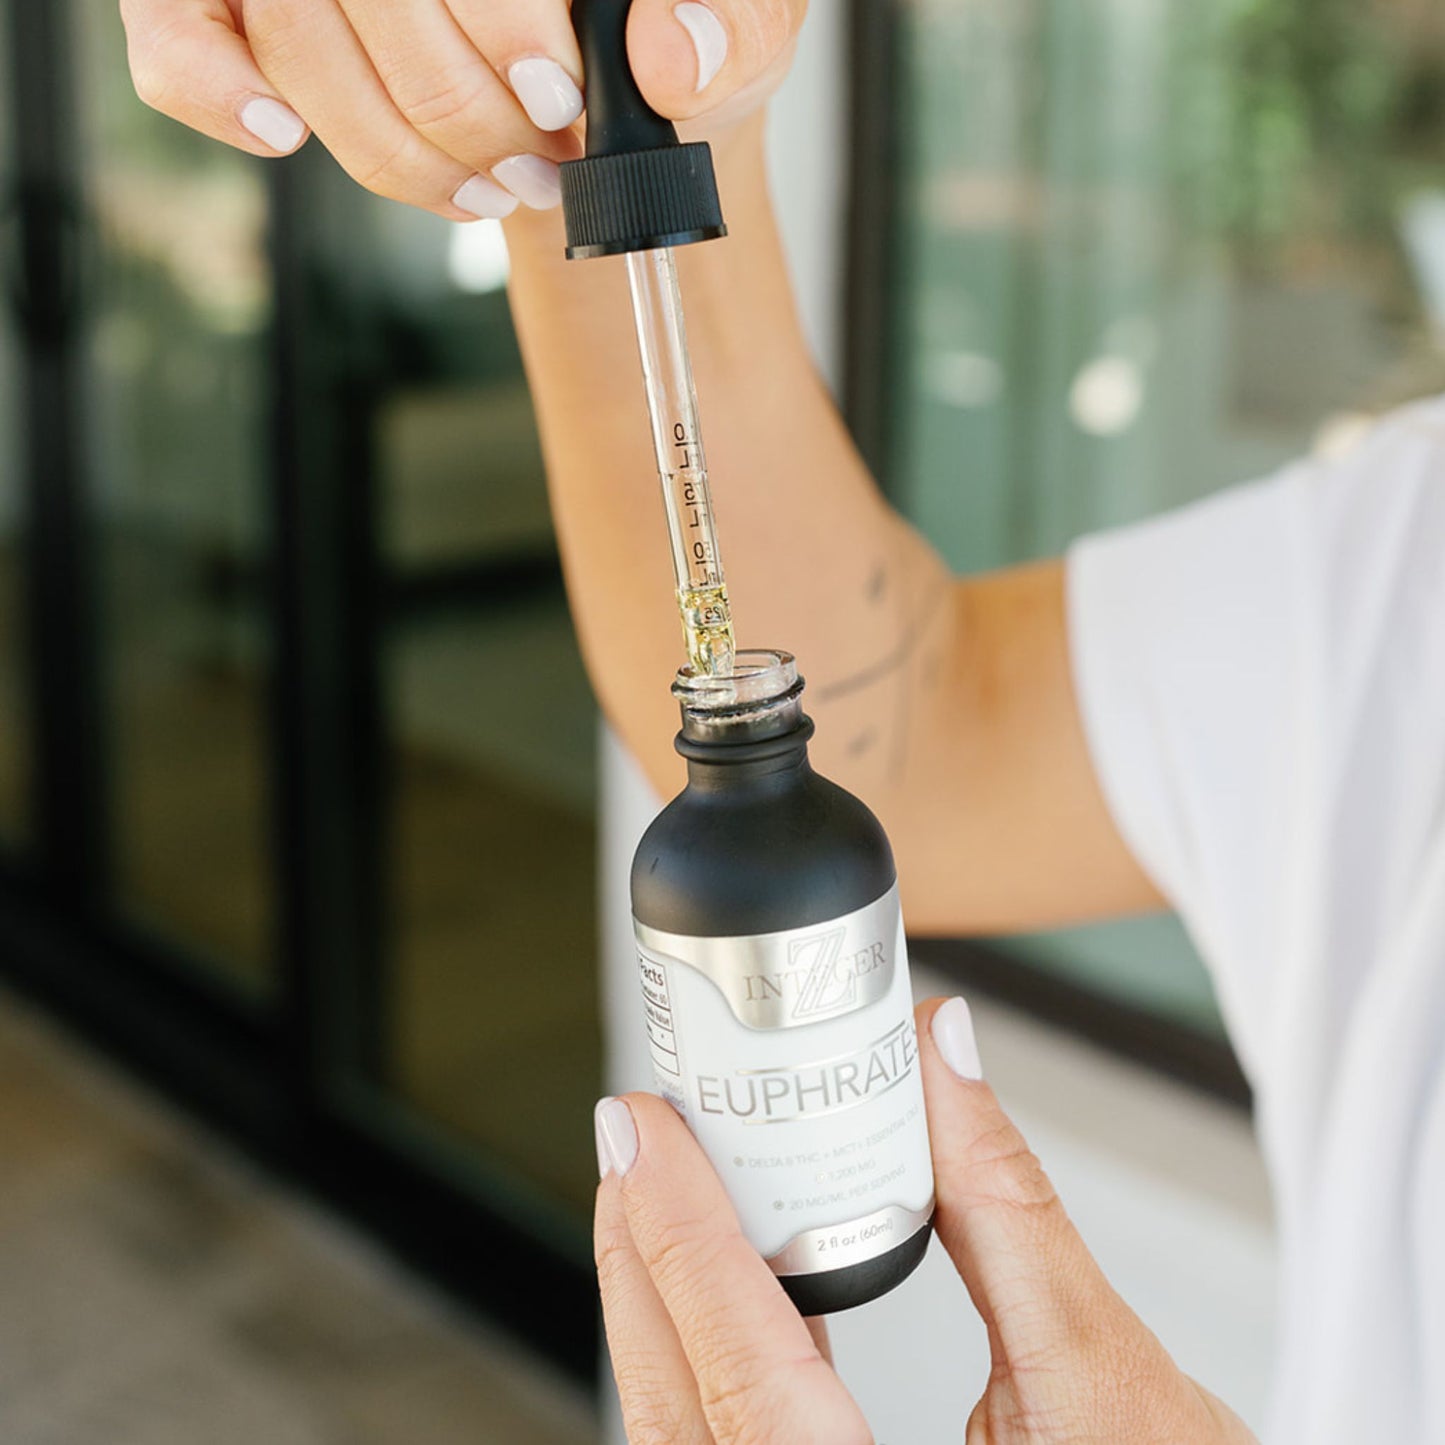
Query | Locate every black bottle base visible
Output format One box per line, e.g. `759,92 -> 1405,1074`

777,1218 -> 933,1317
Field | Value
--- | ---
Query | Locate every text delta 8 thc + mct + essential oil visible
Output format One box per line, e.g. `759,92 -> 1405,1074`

630,652 -> 935,1314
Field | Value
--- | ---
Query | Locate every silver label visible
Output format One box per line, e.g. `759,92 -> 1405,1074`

766,1201 -> 935,1277
634,886 -> 900,1031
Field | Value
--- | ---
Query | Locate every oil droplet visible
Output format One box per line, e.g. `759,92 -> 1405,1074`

677,582 -> 735,676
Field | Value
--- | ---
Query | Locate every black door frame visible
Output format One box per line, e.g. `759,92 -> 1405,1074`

6,0 -> 106,900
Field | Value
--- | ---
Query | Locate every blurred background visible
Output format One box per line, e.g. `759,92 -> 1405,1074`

0,1 -> 1441,1440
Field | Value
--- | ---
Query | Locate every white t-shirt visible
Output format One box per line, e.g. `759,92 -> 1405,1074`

1068,394 -> 1445,1444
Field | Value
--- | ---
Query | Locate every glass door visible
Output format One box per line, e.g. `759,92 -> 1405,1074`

72,3 -> 278,994
290,166 -> 604,1237
0,1 -> 599,1382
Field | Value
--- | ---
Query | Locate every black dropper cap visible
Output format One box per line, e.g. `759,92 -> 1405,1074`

560,0 -> 727,259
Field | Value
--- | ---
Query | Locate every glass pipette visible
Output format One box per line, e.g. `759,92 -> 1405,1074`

624,247 -> 735,676
559,0 -> 732,672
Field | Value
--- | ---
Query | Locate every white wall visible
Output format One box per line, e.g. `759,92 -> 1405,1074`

763,3 -> 848,394
599,5 -> 1278,1437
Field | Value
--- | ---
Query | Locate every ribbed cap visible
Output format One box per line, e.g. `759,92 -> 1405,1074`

561,143 -> 726,258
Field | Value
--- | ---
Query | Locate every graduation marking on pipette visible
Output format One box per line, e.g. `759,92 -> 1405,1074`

626,246 -> 736,677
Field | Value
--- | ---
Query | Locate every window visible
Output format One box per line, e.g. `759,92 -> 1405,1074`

871,0 -> 1445,1042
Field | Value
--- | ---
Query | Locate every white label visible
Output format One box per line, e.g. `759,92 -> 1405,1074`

634,886 -> 933,1266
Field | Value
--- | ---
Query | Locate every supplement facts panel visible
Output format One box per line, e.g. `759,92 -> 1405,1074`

637,952 -> 685,1109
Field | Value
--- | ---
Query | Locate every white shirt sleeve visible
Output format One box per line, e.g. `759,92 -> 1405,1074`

1067,396 -> 1445,1085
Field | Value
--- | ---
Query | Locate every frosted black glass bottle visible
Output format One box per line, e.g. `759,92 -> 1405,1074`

631,651 -> 935,1315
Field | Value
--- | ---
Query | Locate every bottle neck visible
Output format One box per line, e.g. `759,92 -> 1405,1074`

676,715 -> 814,792
670,648 -> 810,788
676,689 -> 805,747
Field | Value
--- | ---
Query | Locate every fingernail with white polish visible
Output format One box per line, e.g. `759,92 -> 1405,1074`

452,174 -> 518,220
509,57 -> 584,132
595,1097 -> 639,1178
239,96 -> 307,155
594,1103 -> 613,1179
492,154 -> 562,211
932,997 -> 983,1081
675,3 -> 727,92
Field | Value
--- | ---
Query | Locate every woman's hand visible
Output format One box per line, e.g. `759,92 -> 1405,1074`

595,997 -> 1258,1444
119,0 -> 806,220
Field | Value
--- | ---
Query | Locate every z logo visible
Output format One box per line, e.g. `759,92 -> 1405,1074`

788,926 -> 850,1020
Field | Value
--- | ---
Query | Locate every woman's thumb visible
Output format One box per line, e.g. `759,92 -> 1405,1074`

626,0 -> 807,125
918,998 -> 1128,1367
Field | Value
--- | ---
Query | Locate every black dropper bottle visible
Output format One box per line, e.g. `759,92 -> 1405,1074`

632,654 -> 936,1315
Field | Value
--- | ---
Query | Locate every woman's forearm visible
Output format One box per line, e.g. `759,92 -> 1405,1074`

504,118 -> 1158,932
506,123 -> 949,788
